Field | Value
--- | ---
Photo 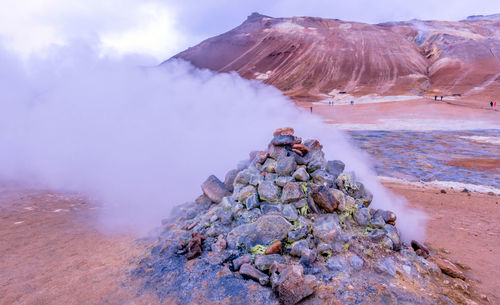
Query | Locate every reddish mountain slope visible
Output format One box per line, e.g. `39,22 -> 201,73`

171,13 -> 500,101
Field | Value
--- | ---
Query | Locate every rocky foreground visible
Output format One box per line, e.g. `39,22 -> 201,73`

135,128 -> 481,304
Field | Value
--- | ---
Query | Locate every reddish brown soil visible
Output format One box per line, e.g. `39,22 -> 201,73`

0,185 -> 158,305
299,97 -> 500,125
385,182 -> 500,304
1,182 -> 498,304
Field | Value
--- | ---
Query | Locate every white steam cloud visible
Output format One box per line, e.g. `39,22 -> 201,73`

0,44 -> 426,241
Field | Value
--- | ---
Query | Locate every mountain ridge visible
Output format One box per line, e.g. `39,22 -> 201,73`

170,13 -> 500,101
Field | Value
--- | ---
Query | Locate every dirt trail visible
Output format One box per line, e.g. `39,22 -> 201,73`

0,185 -> 157,305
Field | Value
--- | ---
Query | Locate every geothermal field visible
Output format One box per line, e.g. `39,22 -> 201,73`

1,6 -> 499,305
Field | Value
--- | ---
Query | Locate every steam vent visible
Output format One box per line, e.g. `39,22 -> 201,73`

135,128 -> 474,304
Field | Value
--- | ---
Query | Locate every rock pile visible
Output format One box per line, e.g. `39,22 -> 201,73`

135,128 -> 480,305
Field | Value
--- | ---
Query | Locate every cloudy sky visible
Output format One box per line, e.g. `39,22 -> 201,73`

1,0 -> 499,61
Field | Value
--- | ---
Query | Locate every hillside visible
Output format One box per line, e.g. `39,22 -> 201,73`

170,13 -> 500,101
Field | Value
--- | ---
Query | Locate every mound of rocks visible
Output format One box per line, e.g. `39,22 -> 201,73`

135,128 -> 480,305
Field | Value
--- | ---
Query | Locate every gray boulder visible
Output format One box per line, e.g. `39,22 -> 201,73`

310,170 -> 335,186
354,207 -> 371,226
244,194 -> 260,210
281,182 -> 305,203
276,156 -> 297,177
240,263 -> 269,286
269,263 -> 317,305
236,185 -> 257,202
258,181 -> 281,202
281,204 -> 298,221
271,134 -> 295,146
254,254 -> 286,272
292,167 -> 310,181
312,213 -> 341,243
201,175 -> 231,203
326,160 -> 345,177
262,158 -> 278,173
227,215 -> 293,249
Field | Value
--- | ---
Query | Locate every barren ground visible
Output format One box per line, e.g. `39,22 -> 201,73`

298,97 -> 500,127
1,181 -> 498,304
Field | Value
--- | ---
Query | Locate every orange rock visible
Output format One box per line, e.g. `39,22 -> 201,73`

273,127 -> 295,136
292,143 -> 310,152
265,241 -> 282,255
429,257 -> 465,280
292,149 -> 303,156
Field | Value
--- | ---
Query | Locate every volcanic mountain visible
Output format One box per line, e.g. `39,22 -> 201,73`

170,13 -> 500,101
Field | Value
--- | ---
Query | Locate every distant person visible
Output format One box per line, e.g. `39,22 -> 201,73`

434,96 -> 437,101
350,100 -> 354,105
495,102 -> 497,108
490,101 -> 494,108
310,106 -> 313,113
440,96 -> 443,101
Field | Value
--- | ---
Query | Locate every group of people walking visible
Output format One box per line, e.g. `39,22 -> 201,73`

490,101 -> 497,108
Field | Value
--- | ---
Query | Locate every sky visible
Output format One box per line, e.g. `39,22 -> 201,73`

0,0 -> 498,62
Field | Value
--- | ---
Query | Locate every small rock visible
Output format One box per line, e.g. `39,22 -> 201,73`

268,144 -> 289,160
211,235 -> 227,252
252,151 -> 269,164
429,257 -> 466,280
384,224 -> 401,251
293,199 -> 307,209
224,169 -> 239,192
440,189 -> 447,194
227,215 -> 293,249
411,240 -> 430,258
245,194 -> 261,210
240,263 -> 269,286
201,175 -> 231,203
374,209 -> 397,225
260,202 -> 283,214
281,182 -> 305,203
310,170 -> 335,186
305,150 -> 327,172
265,240 -> 283,254
354,208 -> 371,226
367,229 -> 385,242
281,204 -> 298,221
269,263 -> 317,305
276,156 -> 297,177
292,167 -> 310,182
234,169 -> 252,185
182,232 -> 207,260
276,176 -> 294,187
249,173 -> 264,186
370,215 -> 386,228
255,254 -> 285,271
312,214 -> 341,244
290,239 -> 310,257
258,181 -> 281,201
232,254 -> 252,271
271,134 -> 296,146
326,160 -> 345,177
273,127 -> 295,136
348,254 -> 364,271
265,173 -> 278,181
310,185 -> 338,212
262,158 -> 278,173
287,225 -> 308,242
237,185 -> 257,202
